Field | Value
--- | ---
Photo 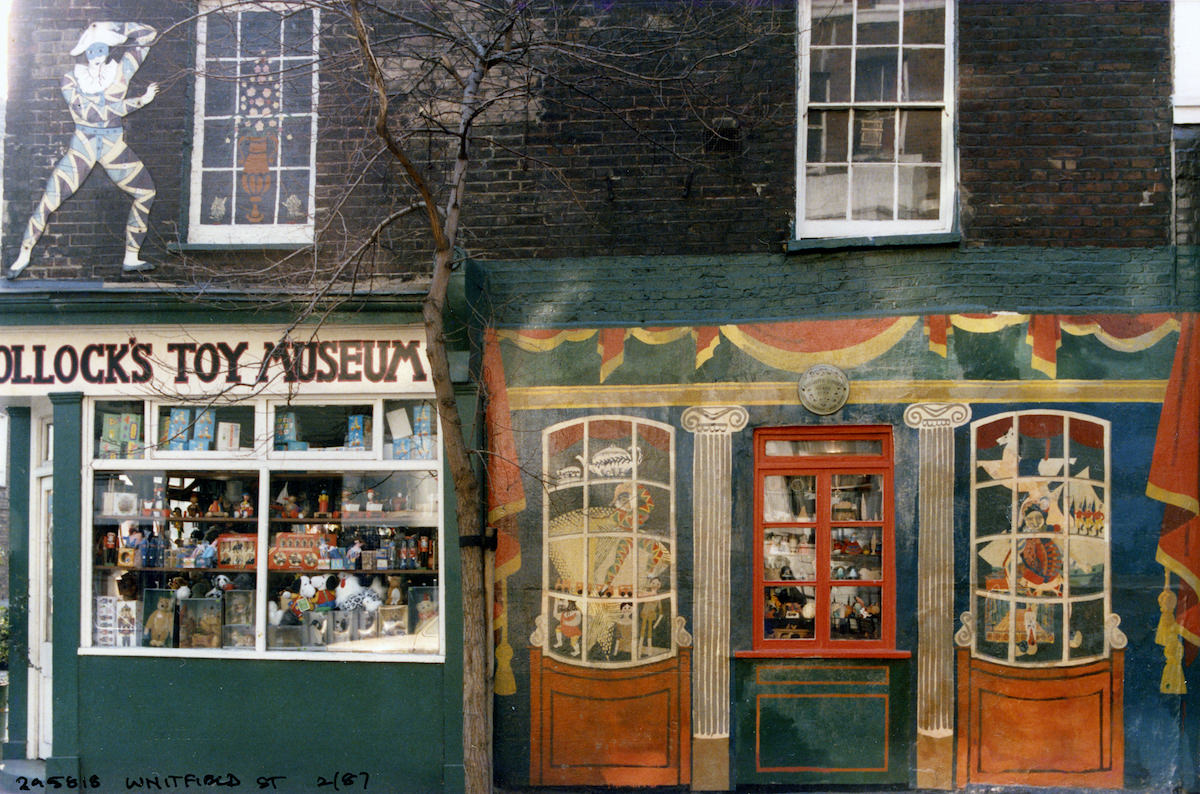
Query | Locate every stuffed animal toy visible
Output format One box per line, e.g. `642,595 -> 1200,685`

214,573 -> 234,591
369,576 -> 387,602
312,574 -> 336,611
274,590 -> 301,626
336,573 -> 381,612
143,596 -> 175,647
386,576 -> 405,605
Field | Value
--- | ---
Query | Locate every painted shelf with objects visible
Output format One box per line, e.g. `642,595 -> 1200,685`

85,396 -> 443,659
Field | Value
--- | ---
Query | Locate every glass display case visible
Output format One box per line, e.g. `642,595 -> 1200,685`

86,397 -> 441,658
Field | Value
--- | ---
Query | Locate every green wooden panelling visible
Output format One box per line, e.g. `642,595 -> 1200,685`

3,407 -> 30,761
733,657 -> 913,787
48,393 -> 82,781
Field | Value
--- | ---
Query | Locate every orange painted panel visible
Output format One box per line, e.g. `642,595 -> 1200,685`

977,689 -> 1103,773
549,688 -> 671,769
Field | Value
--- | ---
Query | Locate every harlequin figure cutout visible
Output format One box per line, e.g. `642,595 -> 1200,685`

8,21 -> 159,278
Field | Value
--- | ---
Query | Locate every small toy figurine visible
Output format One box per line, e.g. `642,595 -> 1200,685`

186,494 -> 201,518
317,489 -> 330,515
206,497 -> 224,517
103,531 -> 118,565
283,494 -> 301,519
236,493 -> 254,519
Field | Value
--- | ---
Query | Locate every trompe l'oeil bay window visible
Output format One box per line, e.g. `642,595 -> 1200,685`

86,397 -> 442,659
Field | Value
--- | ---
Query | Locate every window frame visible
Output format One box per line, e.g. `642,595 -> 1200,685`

752,425 -> 897,655
187,0 -> 320,245
795,0 -> 956,239
80,395 -> 444,663
1176,0 -> 1200,123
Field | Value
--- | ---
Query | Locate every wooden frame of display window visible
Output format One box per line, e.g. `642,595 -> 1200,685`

751,425 -> 897,655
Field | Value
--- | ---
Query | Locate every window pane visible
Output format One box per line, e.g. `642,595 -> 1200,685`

854,47 -> 898,101
1069,418 -> 1107,480
1016,535 -> 1064,598
977,594 -> 1012,661
1014,600 -> 1062,662
857,0 -> 899,45
280,65 -> 315,116
157,405 -> 254,452
832,474 -> 883,520
204,11 -> 237,59
809,48 -> 851,102
278,169 -> 312,224
1068,538 -> 1106,596
899,109 -> 941,161
832,526 -> 882,581
586,600 -> 634,663
273,405 -> 374,452
808,110 -> 850,164
975,482 -> 1015,538
549,537 -> 586,596
94,401 -> 146,459
851,165 -> 894,220
1068,482 -> 1106,540
898,165 -> 940,219
811,0 -> 852,45
202,119 -> 235,169
763,475 -> 816,522
904,2 -> 945,44
765,585 -> 816,640
200,171 -> 234,225
765,530 -> 816,582
765,439 -> 882,456
203,59 -> 237,117
1068,598 -> 1105,659
902,47 -> 944,101
831,585 -> 881,640
853,110 -> 895,161
636,596 -> 671,659
282,9 -> 316,56
242,11 -> 283,57
805,165 -> 848,220
384,399 -> 437,459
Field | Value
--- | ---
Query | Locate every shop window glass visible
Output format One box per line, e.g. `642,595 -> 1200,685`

754,426 -> 895,652
93,400 -> 147,459
540,416 -> 676,667
154,404 -> 256,454
970,411 -> 1112,666
86,397 -> 441,659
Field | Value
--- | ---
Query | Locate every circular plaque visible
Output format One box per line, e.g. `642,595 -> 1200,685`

798,364 -> 849,415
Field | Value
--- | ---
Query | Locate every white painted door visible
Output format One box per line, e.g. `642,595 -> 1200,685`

27,412 -> 53,760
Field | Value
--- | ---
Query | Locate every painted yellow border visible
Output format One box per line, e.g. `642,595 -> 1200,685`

506,379 -> 1168,411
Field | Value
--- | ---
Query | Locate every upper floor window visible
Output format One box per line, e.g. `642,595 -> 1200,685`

189,1 -> 319,245
754,426 -> 896,653
1176,0 -> 1200,122
797,0 -> 954,238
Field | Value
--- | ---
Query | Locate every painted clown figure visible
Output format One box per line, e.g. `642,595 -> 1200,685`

8,21 -> 159,279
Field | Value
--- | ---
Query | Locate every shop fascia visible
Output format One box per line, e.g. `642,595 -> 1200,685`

0,324 -> 428,398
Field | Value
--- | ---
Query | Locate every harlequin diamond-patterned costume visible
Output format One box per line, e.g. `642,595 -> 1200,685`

8,22 -> 158,279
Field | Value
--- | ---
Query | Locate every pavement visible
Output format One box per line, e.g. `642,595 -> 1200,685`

0,759 -> 44,793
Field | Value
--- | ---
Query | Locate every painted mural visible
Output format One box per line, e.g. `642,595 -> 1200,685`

486,312 -> 1200,792
8,21 -> 159,279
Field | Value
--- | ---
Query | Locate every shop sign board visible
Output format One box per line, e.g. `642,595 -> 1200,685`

0,324 -> 428,398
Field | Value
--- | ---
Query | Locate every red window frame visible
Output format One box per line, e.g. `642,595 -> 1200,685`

752,425 -> 896,655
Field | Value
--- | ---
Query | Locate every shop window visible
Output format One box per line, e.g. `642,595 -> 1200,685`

797,0 -> 954,238
753,426 -> 895,652
187,0 -> 319,244
970,411 -> 1112,666
85,397 -> 441,659
540,416 -> 676,667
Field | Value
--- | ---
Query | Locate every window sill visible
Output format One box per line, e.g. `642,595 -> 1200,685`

735,648 -> 911,659
786,231 -> 961,254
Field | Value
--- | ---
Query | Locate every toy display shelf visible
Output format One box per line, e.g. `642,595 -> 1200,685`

268,513 -> 438,527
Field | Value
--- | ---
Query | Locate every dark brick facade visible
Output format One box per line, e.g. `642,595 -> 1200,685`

958,1 -> 1173,247
0,0 -> 1189,307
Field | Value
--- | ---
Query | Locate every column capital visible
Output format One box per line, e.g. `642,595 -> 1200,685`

682,405 -> 748,435
904,402 -> 971,430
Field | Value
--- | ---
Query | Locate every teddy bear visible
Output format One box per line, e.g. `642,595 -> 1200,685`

143,596 -> 175,647
386,576 -> 405,605
311,574 -> 337,611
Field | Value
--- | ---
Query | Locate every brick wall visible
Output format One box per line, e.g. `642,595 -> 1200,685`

958,1 -> 1172,246
0,1 -> 1183,289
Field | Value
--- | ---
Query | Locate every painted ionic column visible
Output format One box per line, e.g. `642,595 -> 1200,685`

904,402 -> 970,790
682,405 -> 747,792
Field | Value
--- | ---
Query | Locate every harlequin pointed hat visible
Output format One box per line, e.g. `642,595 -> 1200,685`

70,22 -> 128,56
